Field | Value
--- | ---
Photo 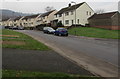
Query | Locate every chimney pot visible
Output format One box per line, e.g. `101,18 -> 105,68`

69,3 -> 71,7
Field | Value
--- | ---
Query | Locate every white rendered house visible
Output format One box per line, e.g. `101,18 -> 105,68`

54,2 -> 94,27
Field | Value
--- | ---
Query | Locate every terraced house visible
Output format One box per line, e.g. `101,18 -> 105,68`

40,10 -> 57,25
21,14 -> 41,29
54,2 -> 94,27
7,18 -> 16,27
35,10 -> 57,30
1,18 -> 10,26
13,16 -> 24,27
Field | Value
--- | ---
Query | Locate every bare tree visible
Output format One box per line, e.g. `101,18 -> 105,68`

45,6 -> 54,12
118,1 -> 120,13
95,9 -> 105,14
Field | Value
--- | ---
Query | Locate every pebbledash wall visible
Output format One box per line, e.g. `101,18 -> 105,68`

88,12 -> 120,30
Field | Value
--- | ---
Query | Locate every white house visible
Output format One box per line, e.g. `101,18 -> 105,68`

21,14 -> 41,28
54,2 -> 94,27
8,18 -> 17,27
1,18 -> 10,26
40,10 -> 57,25
13,16 -> 24,27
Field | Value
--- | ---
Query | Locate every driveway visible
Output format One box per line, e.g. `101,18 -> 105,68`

2,48 -> 93,75
17,30 -> 118,77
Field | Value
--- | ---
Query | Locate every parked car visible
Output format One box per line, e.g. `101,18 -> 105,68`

18,26 -> 24,30
43,27 -> 55,34
9,26 -> 18,30
54,28 -> 68,36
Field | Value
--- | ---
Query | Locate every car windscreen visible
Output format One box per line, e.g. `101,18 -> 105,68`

58,29 -> 67,31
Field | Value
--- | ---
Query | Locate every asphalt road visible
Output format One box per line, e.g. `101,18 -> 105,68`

17,30 -> 118,77
3,48 -> 93,75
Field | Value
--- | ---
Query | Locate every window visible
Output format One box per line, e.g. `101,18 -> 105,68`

77,19 -> 79,24
59,14 -> 62,17
89,12 -> 91,15
65,20 -> 69,24
86,11 -> 89,15
65,12 -> 69,16
71,20 -> 74,24
43,17 -> 45,19
55,15 -> 57,18
71,11 -> 74,15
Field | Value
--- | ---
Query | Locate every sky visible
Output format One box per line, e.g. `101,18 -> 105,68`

0,0 -> 119,14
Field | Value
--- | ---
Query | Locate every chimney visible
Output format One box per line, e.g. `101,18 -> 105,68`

68,3 -> 71,7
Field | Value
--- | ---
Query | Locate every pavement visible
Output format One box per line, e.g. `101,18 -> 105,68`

16,30 -> 119,77
2,48 -> 93,76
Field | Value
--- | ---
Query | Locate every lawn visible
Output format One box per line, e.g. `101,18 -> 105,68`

68,27 -> 120,39
1,29 -> 49,50
2,70 -> 100,79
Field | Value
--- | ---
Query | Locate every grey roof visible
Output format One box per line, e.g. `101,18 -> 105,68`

22,14 -> 40,20
55,2 -> 85,14
88,11 -> 119,19
14,16 -> 23,21
7,18 -> 16,21
40,10 -> 55,17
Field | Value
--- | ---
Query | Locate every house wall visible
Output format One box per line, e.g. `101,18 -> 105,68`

41,10 -> 57,25
88,18 -> 113,30
88,12 -> 120,30
48,10 -> 57,23
76,2 -> 94,26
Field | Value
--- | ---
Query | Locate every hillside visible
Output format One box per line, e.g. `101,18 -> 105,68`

0,9 -> 33,21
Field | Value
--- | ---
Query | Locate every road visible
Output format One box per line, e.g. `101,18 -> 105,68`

17,30 -> 118,77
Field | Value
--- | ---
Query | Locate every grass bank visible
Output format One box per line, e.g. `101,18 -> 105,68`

1,29 -> 49,50
68,27 -> 119,39
2,70 -> 100,79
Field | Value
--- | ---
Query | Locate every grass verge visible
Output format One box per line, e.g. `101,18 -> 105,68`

68,27 -> 119,39
2,70 -> 100,79
1,29 -> 49,50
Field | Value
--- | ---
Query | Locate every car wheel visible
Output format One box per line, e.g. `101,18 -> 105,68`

66,34 -> 68,36
59,34 -> 61,36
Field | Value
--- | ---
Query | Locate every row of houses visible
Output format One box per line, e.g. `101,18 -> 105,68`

0,2 -> 120,30
0,10 -> 57,29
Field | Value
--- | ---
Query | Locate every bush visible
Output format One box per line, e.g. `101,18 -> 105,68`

56,21 -> 64,27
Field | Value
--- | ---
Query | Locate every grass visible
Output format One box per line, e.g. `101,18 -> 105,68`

2,70 -> 100,79
68,27 -> 120,39
1,29 -> 50,50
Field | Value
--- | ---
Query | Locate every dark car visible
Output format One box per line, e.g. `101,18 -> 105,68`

54,28 -> 68,36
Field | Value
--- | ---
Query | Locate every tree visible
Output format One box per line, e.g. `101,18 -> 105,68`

45,6 -> 54,12
95,9 -> 105,14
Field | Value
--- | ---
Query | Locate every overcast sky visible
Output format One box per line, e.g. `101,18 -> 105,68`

0,0 -> 119,14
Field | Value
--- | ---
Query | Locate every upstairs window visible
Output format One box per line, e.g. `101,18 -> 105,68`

89,12 -> 91,15
59,14 -> 62,17
55,15 -> 57,18
65,12 -> 69,16
86,11 -> 89,15
43,17 -> 45,19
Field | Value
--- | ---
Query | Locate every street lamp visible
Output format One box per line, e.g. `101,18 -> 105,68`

71,1 -> 77,35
